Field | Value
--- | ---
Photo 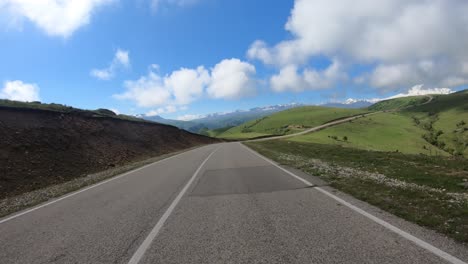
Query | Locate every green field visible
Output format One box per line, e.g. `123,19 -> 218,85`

291,112 -> 449,156
217,106 -> 368,140
288,91 -> 468,158
403,90 -> 468,157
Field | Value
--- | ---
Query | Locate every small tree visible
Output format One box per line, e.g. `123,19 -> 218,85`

343,136 -> 348,141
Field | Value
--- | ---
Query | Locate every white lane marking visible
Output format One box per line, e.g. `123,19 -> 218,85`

127,147 -> 220,264
241,143 -> 467,264
0,145 -> 211,225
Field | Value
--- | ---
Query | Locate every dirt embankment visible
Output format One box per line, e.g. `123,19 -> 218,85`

0,107 -> 217,199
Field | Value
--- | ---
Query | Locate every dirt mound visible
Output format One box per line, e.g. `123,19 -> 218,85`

0,106 -> 217,199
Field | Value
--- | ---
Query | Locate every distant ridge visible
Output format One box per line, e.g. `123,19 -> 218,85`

138,103 -> 302,133
321,100 -> 373,109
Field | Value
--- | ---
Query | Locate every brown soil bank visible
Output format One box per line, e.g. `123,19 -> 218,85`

0,106 -> 217,199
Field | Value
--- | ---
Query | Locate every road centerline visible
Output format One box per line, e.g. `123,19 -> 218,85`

127,146 -> 220,264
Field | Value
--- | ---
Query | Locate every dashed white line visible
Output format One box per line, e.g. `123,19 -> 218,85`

127,147 -> 220,264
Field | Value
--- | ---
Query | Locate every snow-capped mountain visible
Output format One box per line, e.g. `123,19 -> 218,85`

138,103 -> 301,133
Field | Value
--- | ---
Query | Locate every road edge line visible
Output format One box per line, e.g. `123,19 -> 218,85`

240,143 -> 467,264
0,145 -> 210,225
127,146 -> 220,264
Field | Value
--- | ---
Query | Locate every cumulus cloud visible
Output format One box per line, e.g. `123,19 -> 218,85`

146,105 -> 179,117
270,60 -> 346,92
164,66 -> 210,104
91,49 -> 130,80
207,59 -> 256,99
0,80 -> 40,102
115,58 -> 256,108
2,0 -> 115,37
248,0 -> 468,92
113,70 -> 171,107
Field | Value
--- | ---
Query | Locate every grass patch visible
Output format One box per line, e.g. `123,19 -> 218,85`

245,140 -> 468,243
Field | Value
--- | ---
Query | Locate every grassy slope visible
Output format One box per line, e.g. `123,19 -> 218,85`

246,140 -> 468,243
218,106 -> 368,139
201,126 -> 234,137
291,112 -> 449,156
290,91 -> 467,158
404,90 -> 468,157
368,95 -> 428,111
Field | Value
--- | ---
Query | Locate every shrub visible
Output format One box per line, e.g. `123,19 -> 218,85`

95,108 -> 117,116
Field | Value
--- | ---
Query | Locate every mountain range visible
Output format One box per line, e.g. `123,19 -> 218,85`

138,103 -> 302,133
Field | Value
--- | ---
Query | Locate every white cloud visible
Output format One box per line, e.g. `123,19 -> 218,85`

387,84 -> 454,99
247,40 -> 274,65
0,80 -> 40,102
176,114 -> 205,121
165,66 -> 210,104
114,49 -> 129,66
146,105 -> 179,116
270,60 -> 346,92
366,61 -> 468,91
114,70 -> 171,107
2,0 -> 115,37
91,49 -> 130,80
248,0 -> 468,91
207,58 -> 256,99
115,58 -> 257,109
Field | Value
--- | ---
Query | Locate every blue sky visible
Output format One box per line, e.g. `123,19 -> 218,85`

1,0 -> 467,120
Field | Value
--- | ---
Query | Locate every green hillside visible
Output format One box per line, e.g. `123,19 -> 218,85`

367,95 -> 429,111
403,90 -> 468,157
199,126 -> 234,137
217,106 -> 368,140
291,90 -> 468,157
291,112 -> 449,156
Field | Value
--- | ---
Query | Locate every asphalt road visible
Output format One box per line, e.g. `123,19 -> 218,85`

0,142 -> 467,264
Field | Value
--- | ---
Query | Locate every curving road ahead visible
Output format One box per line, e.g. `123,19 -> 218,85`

0,143 -> 467,264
